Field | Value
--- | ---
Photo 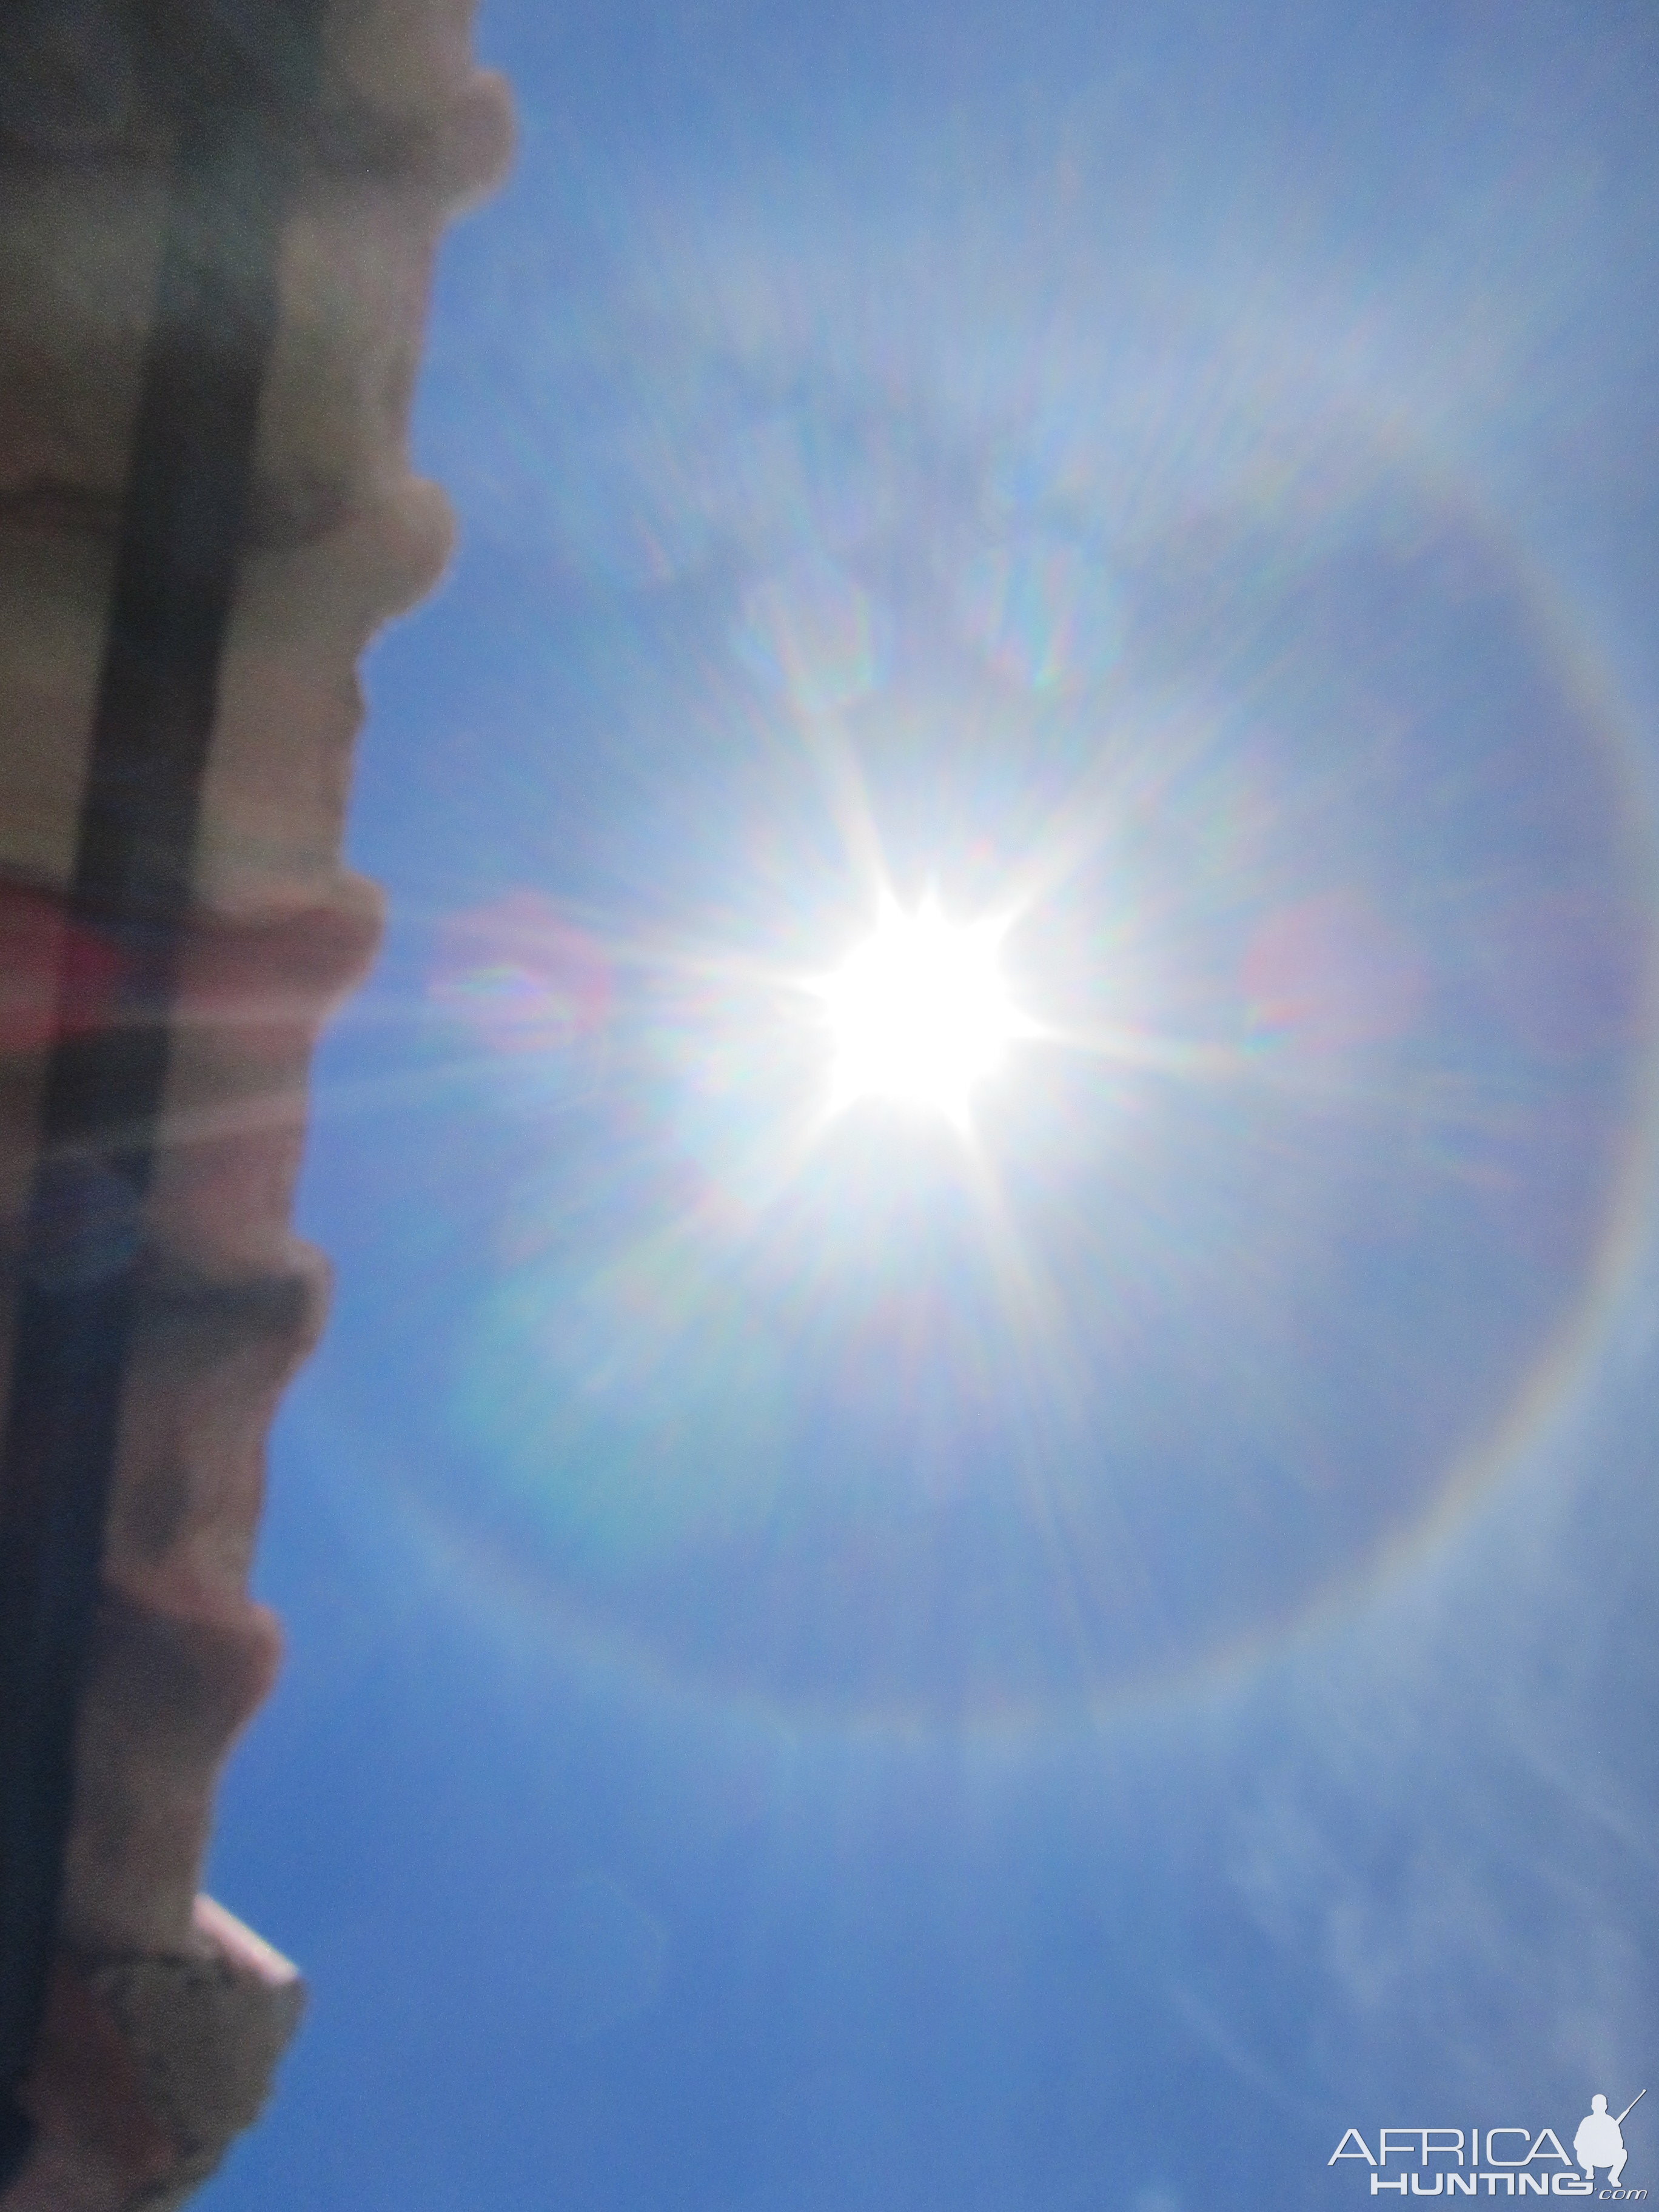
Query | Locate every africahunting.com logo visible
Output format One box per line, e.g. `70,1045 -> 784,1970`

1330,2093 -> 1646,2199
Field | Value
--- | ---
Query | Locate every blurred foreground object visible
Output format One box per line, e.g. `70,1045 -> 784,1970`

0,2 -> 510,2202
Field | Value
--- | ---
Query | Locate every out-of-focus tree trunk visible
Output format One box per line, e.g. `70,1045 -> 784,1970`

0,6 -> 510,2202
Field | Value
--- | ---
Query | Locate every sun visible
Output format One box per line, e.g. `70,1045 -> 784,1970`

818,896 -> 1023,1120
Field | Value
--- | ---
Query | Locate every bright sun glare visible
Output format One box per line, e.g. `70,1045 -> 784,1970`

819,898 -> 1022,1120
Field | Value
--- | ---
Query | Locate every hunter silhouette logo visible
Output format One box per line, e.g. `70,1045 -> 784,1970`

1577,2095 -> 1645,2192
1330,2091 -> 1647,2197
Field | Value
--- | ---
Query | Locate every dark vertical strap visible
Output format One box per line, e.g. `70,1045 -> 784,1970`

0,9 -> 323,2182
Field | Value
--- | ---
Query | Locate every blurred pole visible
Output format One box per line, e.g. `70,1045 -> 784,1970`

0,5 -> 322,2183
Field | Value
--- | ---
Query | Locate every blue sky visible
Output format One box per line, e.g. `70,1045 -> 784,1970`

202,4 -> 1659,2206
